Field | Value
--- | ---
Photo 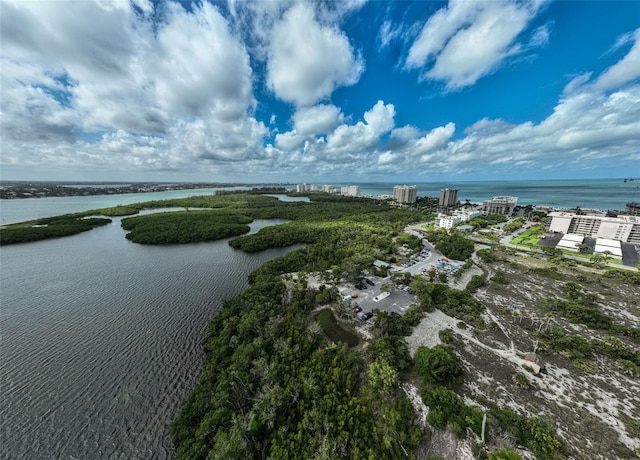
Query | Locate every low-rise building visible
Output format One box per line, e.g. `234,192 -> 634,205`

438,215 -> 461,229
546,212 -> 640,243
437,208 -> 482,229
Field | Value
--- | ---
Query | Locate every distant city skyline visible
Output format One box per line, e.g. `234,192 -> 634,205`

1,1 -> 639,183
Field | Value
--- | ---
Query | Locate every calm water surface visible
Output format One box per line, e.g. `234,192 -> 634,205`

0,216 -> 296,459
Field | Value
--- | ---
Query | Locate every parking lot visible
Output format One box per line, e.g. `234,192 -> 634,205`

344,275 -> 420,317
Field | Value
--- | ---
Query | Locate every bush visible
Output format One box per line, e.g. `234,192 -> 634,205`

415,345 -> 463,385
466,274 -> 486,293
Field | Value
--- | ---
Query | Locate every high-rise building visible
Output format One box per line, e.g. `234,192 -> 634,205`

439,188 -> 458,207
340,185 -> 360,197
296,183 -> 307,192
483,196 -> 518,215
393,185 -> 417,203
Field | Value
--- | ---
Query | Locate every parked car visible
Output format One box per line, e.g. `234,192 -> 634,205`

362,312 -> 373,320
353,306 -> 362,313
365,278 -> 374,286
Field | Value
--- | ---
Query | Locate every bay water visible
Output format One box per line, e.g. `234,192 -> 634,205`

0,215 -> 297,459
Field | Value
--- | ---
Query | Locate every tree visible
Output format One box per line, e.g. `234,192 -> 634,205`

575,243 -> 592,253
414,345 -> 463,385
367,358 -> 398,395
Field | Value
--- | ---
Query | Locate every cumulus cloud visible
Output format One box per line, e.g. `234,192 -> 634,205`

0,0 -> 269,176
406,0 -> 546,89
293,104 -> 344,136
267,3 -> 363,106
1,0 -> 638,182
275,130 -> 305,151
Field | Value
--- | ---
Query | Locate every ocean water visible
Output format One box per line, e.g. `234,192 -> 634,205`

339,179 -> 638,211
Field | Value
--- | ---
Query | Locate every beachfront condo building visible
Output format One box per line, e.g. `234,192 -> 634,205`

340,185 -> 360,197
439,188 -> 458,207
393,185 -> 417,204
546,212 -> 640,244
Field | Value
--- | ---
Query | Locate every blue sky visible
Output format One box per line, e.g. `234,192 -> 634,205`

1,0 -> 639,183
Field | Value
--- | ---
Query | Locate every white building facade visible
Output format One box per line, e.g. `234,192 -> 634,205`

546,212 -> 640,244
340,185 -> 361,197
483,196 -> 518,215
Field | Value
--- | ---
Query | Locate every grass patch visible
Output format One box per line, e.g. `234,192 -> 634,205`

510,224 -> 543,246
316,309 -> 359,347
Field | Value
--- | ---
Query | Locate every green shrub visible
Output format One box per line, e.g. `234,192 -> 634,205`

415,345 -> 463,385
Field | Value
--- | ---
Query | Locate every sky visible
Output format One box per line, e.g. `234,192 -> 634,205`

1,0 -> 639,183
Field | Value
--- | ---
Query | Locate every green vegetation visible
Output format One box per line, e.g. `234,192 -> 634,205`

415,345 -> 463,385
170,277 -> 423,459
316,309 -> 359,347
510,224 -> 543,246
453,258 -> 473,279
168,195 -> 432,459
121,210 -> 252,244
503,218 -> 526,233
416,350 -> 565,458
97,205 -> 142,216
424,227 -> 475,260
0,214 -> 111,245
491,270 -> 510,285
410,277 -> 486,327
535,327 -> 640,366
528,266 -> 564,280
466,214 -> 508,228
488,449 -> 523,460
477,247 -> 502,263
466,274 -> 486,293
539,297 -> 640,342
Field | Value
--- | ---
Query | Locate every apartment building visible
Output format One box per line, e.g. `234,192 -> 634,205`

439,188 -> 458,207
546,212 -> 640,244
393,185 -> 417,204
340,185 -> 360,197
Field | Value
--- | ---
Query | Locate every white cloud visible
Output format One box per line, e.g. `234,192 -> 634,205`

275,131 -> 304,151
267,3 -> 363,106
326,100 -> 395,153
529,24 -> 551,47
293,104 -> 344,136
594,28 -> 640,92
391,126 -> 421,141
0,0 -> 269,175
406,0 -> 546,89
379,20 -> 402,48
153,2 -> 254,121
